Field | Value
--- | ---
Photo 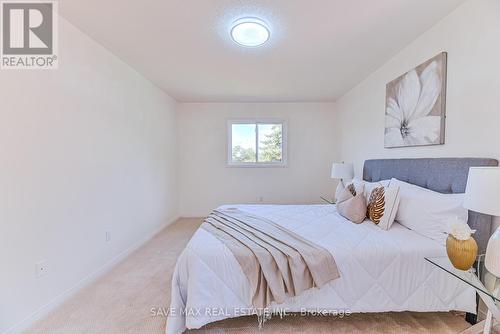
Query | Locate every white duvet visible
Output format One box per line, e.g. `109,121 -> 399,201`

167,204 -> 475,334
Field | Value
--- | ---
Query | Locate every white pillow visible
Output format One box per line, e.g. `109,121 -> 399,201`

390,178 -> 468,245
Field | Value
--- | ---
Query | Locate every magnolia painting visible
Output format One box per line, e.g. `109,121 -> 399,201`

385,52 -> 447,148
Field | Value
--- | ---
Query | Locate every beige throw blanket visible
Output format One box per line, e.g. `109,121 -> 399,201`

201,209 -> 340,309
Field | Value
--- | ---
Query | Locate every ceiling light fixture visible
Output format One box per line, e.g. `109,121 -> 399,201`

230,17 -> 270,47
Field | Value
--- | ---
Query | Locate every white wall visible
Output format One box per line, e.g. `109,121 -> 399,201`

336,0 -> 500,174
3,0 -> 499,331
0,17 -> 179,333
335,0 -> 500,229
178,103 -> 338,216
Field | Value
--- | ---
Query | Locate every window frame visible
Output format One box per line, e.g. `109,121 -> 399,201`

226,118 -> 288,168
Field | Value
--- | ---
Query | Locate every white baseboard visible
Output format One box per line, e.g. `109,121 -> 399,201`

3,215 -> 179,334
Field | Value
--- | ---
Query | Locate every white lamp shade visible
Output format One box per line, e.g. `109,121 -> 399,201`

463,167 -> 500,216
331,162 -> 354,180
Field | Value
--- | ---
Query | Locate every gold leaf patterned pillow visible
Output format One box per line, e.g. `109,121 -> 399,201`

366,184 -> 401,230
367,187 -> 386,224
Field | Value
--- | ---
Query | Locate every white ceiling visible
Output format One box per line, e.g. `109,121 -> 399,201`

59,0 -> 466,102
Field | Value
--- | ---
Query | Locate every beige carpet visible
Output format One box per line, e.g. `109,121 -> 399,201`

26,218 -> 474,334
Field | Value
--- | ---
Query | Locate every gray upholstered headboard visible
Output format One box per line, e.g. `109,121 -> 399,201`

363,158 -> 499,253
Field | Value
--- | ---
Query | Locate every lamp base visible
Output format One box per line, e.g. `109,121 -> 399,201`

334,180 -> 345,203
485,226 -> 500,278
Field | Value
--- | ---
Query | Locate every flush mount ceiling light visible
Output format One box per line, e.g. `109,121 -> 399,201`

230,17 -> 270,47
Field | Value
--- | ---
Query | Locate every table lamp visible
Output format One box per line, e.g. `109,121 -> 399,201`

463,167 -> 500,278
330,162 -> 354,204
331,162 -> 354,187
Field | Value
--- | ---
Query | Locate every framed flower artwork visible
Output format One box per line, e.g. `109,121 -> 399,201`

384,52 -> 447,148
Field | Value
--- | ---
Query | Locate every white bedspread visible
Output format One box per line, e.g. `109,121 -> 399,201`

167,204 -> 476,334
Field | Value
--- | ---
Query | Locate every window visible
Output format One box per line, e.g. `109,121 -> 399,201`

227,119 -> 287,167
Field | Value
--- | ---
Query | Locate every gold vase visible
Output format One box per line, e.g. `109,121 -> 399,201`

446,235 -> 478,270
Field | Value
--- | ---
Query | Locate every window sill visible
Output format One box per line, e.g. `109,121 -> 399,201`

226,163 -> 288,168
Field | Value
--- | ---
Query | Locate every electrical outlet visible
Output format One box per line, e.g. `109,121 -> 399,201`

105,231 -> 111,242
35,261 -> 48,278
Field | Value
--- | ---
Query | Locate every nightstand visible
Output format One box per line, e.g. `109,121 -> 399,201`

426,255 -> 499,334
320,196 -> 335,204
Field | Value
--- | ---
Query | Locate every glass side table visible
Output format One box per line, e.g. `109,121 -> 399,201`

320,196 -> 335,204
426,256 -> 500,334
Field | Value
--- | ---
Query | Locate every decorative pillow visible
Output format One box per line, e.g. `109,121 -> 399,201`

335,182 -> 356,203
352,178 -> 391,202
390,178 -> 468,245
346,183 -> 357,196
367,186 -> 386,223
366,183 -> 401,230
336,184 -> 367,224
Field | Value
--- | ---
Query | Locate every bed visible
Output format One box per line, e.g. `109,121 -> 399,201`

166,158 -> 498,334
